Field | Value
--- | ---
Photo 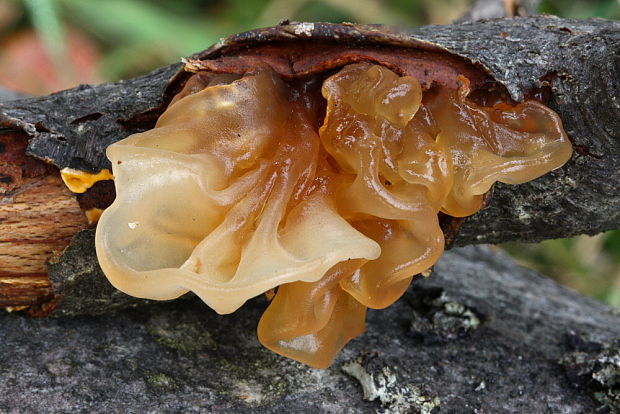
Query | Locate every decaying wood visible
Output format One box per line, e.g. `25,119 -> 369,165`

0,175 -> 85,309
0,130 -> 87,312
0,129 -> 87,312
0,17 -> 618,317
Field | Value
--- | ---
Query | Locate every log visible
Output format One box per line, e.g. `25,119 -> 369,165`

0,17 -> 618,313
0,15 -> 619,412
1,245 -> 618,412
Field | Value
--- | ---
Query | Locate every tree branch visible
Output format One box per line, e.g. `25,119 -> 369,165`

0,17 -> 618,314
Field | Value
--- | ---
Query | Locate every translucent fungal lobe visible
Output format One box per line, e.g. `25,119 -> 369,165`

95,63 -> 572,368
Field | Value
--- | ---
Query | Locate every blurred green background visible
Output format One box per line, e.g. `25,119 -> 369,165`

0,0 -> 618,306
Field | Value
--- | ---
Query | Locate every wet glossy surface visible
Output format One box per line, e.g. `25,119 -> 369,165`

96,63 -> 572,368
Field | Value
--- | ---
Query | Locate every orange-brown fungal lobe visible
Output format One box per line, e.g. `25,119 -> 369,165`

95,62 -> 572,368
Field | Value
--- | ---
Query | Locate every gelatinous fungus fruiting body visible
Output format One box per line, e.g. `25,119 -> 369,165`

95,62 -> 572,368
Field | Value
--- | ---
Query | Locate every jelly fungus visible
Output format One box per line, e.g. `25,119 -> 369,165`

95,63 -> 572,368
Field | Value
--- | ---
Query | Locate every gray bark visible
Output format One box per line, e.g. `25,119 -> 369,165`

3,246 -> 619,413
0,64 -> 181,172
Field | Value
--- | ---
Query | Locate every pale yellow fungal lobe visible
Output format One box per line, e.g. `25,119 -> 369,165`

95,63 -> 572,368
60,167 -> 113,194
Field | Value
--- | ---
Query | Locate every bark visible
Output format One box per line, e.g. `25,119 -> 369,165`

1,246 -> 619,413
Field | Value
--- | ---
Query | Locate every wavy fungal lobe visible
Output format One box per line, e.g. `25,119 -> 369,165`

95,63 -> 571,368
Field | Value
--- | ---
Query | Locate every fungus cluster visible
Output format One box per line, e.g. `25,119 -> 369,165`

95,63 -> 572,368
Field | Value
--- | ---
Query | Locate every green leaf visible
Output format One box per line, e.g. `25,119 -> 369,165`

58,0 -> 219,56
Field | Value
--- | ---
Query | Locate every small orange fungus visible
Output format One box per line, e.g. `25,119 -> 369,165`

60,167 -> 113,194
